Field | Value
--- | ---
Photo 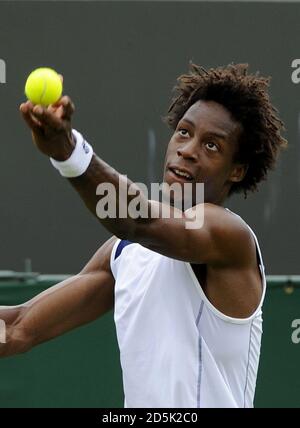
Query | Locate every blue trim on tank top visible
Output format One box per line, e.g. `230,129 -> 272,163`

115,240 -> 133,260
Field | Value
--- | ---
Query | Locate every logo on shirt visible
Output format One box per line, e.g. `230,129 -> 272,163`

82,141 -> 90,154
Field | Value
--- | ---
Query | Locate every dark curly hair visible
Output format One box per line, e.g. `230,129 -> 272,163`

164,63 -> 287,198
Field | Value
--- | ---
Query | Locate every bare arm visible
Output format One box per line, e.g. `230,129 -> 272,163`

0,236 -> 116,358
19,97 -> 252,267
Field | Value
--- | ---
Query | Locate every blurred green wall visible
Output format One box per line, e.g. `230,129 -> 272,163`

0,275 -> 123,408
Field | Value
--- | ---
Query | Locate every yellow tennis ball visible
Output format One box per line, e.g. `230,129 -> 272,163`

25,67 -> 63,106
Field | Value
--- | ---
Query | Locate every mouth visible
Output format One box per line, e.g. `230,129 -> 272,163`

168,166 -> 194,182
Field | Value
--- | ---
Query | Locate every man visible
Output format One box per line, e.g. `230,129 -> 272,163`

0,63 -> 286,407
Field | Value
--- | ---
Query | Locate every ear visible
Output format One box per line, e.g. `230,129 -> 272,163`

229,163 -> 249,183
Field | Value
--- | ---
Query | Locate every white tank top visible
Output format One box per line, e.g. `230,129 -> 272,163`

110,211 -> 266,408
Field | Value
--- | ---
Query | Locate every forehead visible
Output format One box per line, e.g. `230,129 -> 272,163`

181,100 -> 241,137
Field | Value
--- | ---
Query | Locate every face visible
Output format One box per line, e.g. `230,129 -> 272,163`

163,100 -> 246,206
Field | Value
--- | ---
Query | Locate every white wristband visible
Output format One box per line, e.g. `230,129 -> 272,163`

50,129 -> 94,178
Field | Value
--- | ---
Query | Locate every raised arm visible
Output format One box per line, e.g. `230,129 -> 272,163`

19,97 -> 252,267
0,236 -> 116,358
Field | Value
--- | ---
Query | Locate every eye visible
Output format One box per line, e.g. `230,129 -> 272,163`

205,142 -> 218,152
178,128 -> 190,137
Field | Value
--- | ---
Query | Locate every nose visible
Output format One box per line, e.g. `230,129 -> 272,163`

177,140 -> 198,161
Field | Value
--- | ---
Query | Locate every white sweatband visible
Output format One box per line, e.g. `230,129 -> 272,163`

50,129 -> 94,178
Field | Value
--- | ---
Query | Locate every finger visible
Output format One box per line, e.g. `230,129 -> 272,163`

19,101 -> 41,126
53,95 -> 75,119
20,104 -> 43,133
56,105 -> 65,119
21,101 -> 43,122
20,100 -> 35,111
32,105 -> 64,130
58,74 -> 63,83
47,104 -> 57,113
47,104 -> 65,120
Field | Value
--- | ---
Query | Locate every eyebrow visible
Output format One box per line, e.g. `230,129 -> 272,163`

179,118 -> 229,140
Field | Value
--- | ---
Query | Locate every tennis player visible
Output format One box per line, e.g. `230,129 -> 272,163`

1,63 -> 286,407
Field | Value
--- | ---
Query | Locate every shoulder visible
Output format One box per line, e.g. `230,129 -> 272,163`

80,235 -> 118,276
186,203 -> 250,235
191,203 -> 255,267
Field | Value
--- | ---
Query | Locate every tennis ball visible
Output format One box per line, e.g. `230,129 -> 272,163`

25,67 -> 63,106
